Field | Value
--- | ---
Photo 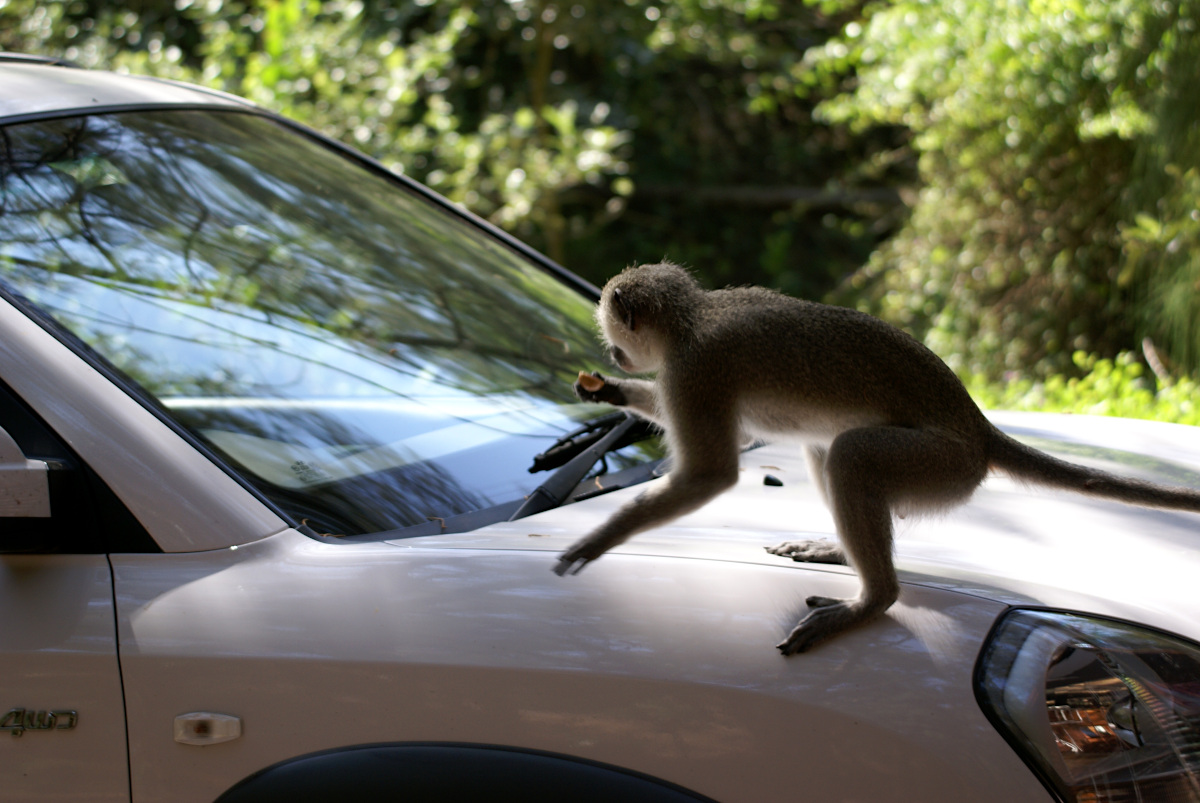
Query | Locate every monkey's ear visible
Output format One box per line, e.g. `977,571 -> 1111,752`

613,288 -> 636,330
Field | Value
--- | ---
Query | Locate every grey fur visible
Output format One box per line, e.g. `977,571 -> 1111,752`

558,262 -> 1200,654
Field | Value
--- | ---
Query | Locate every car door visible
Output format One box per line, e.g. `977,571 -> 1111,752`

0,380 -> 130,802
0,281 -> 288,803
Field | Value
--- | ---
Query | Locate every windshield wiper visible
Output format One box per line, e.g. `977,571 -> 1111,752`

510,412 -> 653,521
526,411 -> 656,472
313,411 -> 660,543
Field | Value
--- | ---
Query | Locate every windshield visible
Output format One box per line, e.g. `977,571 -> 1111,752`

0,108 -> 660,535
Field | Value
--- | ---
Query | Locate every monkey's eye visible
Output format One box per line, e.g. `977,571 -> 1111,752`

612,288 -> 634,330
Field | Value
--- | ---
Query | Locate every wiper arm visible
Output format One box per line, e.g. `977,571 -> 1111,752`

510,412 -> 645,521
527,411 -> 656,473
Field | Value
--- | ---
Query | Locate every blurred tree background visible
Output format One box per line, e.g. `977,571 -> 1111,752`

2,0 -> 1199,418
1,0 -> 902,301
813,0 -> 1200,384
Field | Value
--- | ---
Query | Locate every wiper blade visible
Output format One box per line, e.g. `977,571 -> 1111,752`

527,411 -> 656,473
510,412 -> 647,521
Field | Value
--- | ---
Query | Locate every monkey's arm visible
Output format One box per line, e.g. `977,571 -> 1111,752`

554,466 -> 738,575
556,400 -> 741,576
573,371 -> 664,426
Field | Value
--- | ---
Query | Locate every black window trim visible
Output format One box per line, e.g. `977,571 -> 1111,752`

0,376 -> 160,554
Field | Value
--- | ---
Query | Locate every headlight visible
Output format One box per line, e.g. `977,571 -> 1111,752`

976,609 -> 1200,802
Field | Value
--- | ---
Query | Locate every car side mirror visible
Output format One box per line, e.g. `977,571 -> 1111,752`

0,424 -> 51,517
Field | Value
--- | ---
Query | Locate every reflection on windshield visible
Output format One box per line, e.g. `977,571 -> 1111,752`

0,110 -> 660,534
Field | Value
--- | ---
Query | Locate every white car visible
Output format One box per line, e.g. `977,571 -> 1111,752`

1,55 -> 1198,803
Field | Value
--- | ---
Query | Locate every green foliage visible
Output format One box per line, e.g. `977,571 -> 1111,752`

8,0 -> 1200,426
812,0 -> 1200,380
968,351 -> 1200,426
1,0 -> 892,297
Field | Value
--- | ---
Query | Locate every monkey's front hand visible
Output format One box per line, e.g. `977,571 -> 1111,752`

553,532 -> 617,576
573,370 -> 627,406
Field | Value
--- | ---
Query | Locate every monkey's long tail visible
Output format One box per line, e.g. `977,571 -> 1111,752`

985,425 -> 1200,513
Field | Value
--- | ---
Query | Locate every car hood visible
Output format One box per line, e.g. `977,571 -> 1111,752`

389,411 -> 1200,643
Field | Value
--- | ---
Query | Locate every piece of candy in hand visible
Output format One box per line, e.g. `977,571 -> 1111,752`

577,370 -> 605,392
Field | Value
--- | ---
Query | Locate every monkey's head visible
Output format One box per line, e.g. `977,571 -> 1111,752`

596,262 -> 702,374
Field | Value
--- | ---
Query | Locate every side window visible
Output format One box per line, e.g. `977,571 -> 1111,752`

0,380 -> 157,554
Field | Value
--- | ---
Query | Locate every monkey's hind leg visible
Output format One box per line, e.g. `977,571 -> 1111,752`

802,444 -> 831,505
776,426 -> 986,655
764,447 -> 846,564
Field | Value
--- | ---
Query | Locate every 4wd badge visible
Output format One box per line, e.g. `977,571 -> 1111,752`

1,708 -> 78,737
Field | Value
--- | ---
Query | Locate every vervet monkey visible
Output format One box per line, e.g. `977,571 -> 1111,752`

556,261 -> 1200,655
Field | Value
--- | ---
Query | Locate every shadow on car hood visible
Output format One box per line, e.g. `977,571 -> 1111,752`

388,412 -> 1200,642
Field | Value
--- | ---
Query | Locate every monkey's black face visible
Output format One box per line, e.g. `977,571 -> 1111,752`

609,345 -> 632,371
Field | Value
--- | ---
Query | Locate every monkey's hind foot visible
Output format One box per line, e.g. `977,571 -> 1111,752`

764,539 -> 847,565
777,597 -> 888,655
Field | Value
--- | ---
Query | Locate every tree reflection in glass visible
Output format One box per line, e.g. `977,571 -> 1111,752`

0,110 -> 660,534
